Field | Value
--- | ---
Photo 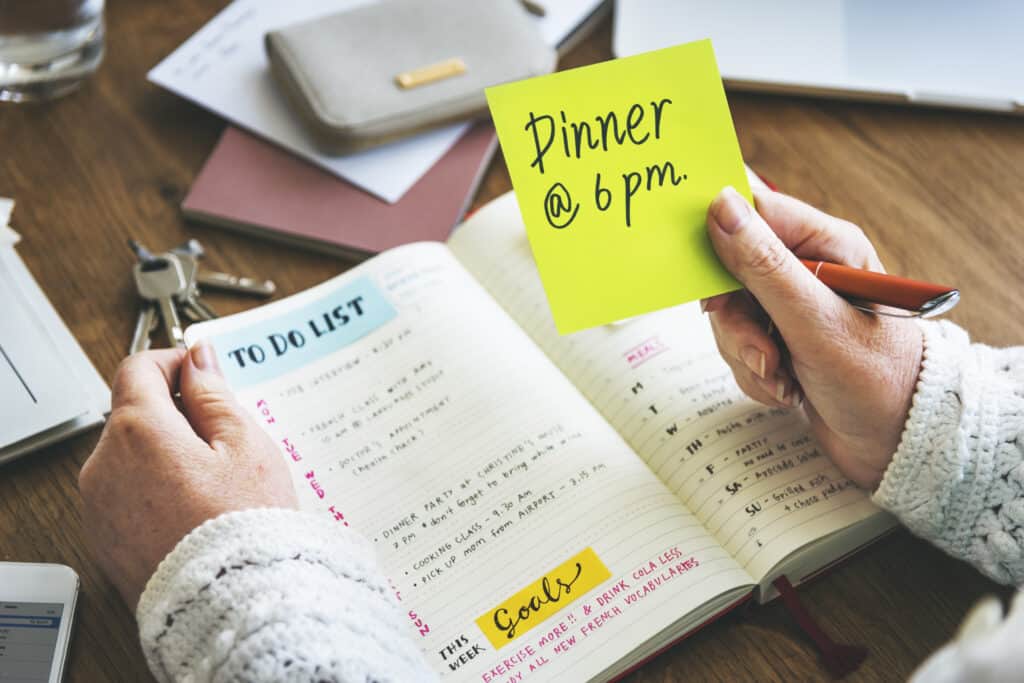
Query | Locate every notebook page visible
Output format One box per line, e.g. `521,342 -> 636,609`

184,242 -> 751,681
448,194 -> 886,582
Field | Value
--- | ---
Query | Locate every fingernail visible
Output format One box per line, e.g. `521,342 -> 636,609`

190,341 -> 220,373
711,186 -> 750,234
740,347 -> 766,379
775,377 -> 788,403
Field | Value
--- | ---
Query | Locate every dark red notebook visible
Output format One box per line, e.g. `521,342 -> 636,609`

182,122 -> 497,258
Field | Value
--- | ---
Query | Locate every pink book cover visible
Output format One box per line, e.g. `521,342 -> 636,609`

182,122 -> 497,258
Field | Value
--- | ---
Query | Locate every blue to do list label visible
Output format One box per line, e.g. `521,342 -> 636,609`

209,277 -> 397,389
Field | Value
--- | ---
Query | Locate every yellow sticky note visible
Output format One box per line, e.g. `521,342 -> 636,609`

475,547 -> 611,649
485,39 -> 751,334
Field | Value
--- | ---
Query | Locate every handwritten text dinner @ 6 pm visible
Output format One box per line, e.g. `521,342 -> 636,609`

524,99 -> 688,229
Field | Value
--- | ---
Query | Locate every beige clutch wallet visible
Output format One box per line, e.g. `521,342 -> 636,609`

265,0 -> 556,154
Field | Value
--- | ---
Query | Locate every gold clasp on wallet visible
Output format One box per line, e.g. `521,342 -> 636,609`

395,57 -> 467,89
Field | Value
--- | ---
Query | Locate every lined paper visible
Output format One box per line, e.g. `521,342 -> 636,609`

185,243 -> 752,681
449,192 -> 884,581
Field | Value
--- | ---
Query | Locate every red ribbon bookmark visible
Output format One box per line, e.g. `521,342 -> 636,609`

773,575 -> 867,679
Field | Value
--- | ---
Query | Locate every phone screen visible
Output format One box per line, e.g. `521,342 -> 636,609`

0,602 -> 65,682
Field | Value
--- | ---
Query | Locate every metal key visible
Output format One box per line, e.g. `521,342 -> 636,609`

133,256 -> 187,348
128,240 -> 162,353
129,304 -> 158,354
168,251 -> 218,322
169,241 -> 214,320
129,239 -> 159,265
169,238 -> 275,309
196,270 -> 276,297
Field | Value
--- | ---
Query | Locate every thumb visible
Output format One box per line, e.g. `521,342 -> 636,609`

707,186 -> 845,339
179,341 -> 254,454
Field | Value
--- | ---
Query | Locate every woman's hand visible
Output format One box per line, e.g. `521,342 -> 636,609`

79,344 -> 297,609
703,186 -> 923,489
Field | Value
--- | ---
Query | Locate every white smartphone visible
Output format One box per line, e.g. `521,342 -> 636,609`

0,563 -> 79,683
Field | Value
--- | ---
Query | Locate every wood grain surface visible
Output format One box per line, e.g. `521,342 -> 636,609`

1,2 -> 1022,681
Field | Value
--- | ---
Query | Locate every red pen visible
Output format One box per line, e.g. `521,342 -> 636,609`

753,170 -> 959,318
799,259 -> 959,317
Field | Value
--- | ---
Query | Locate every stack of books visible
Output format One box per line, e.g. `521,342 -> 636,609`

149,0 -> 610,258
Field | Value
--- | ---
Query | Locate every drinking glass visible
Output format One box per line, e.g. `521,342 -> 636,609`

0,0 -> 104,102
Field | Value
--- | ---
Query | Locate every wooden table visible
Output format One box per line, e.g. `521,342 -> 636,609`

2,2 -> 1022,681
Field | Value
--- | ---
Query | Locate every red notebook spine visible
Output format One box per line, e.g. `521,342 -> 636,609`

609,594 -> 752,682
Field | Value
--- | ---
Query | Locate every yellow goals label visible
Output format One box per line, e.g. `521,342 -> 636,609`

476,547 -> 611,648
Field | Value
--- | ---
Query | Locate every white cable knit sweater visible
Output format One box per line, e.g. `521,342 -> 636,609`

136,319 -> 1024,682
873,320 -> 1024,584
136,509 -> 435,682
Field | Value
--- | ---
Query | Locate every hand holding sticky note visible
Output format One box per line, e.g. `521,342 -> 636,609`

485,39 -> 751,333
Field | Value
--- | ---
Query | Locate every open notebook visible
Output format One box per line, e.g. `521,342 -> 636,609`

184,191 -> 895,682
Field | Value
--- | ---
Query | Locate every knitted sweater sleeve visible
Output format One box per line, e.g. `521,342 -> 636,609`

135,508 -> 437,683
873,319 -> 1024,584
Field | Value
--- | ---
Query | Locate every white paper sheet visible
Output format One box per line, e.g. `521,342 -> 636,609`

0,198 -> 109,462
148,0 -> 606,203
0,198 -> 16,245
0,260 -> 89,448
